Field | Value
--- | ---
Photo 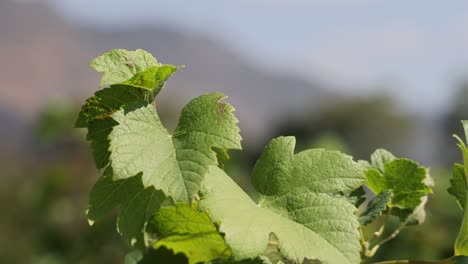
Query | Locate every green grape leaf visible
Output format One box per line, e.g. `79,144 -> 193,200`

147,204 -> 231,264
365,159 -> 431,215
370,148 -> 396,173
80,50 -> 241,245
75,64 -> 178,169
448,163 -> 467,210
365,151 -> 432,227
199,137 -> 365,264
76,48 -> 178,128
359,189 -> 392,225
89,49 -> 159,87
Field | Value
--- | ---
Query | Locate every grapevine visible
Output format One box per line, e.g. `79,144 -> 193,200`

76,49 -> 468,264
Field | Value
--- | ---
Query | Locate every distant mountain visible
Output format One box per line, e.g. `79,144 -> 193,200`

0,106 -> 27,153
0,1 -> 95,117
0,0 -> 330,146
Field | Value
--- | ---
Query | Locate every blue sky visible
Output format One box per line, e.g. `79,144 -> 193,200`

46,0 -> 468,115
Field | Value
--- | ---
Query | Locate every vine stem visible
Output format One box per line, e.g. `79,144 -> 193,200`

150,91 -> 157,110
368,224 -> 386,245
363,209 -> 395,258
368,208 -> 392,244
371,222 -> 405,250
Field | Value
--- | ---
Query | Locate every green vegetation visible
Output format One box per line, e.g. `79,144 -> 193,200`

76,49 -> 468,263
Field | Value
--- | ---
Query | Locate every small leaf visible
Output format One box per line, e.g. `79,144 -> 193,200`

384,159 -> 431,208
365,158 -> 431,222
89,49 -> 159,87
359,189 -> 392,225
147,204 -> 231,264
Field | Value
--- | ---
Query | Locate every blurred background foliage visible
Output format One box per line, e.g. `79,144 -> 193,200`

1,0 -> 468,263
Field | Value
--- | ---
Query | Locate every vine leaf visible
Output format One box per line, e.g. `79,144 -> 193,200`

365,149 -> 431,222
79,49 -> 241,245
366,159 -> 430,209
75,57 -> 178,169
146,204 -> 231,264
199,137 -> 365,264
359,190 -> 393,225
77,48 -> 178,128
